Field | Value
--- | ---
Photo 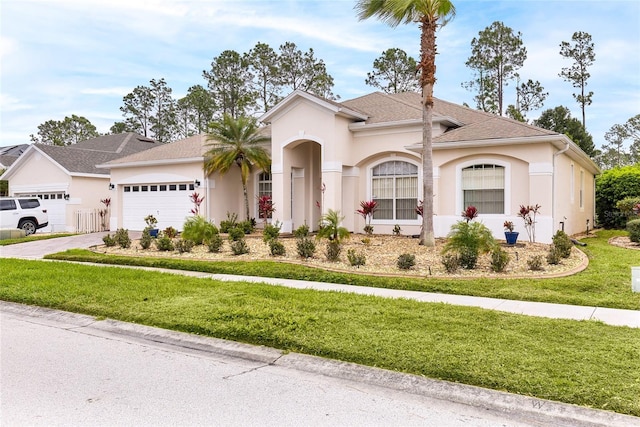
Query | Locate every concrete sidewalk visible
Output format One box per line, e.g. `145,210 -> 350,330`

1,232 -> 639,328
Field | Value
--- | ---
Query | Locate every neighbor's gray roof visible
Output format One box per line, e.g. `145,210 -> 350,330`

0,144 -> 29,157
36,133 -> 158,175
342,92 -> 558,142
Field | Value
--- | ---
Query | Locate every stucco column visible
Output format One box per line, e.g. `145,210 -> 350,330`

321,161 -> 343,214
271,164 -> 291,233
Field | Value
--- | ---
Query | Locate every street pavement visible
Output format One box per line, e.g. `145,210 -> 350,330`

3,302 -> 638,427
1,232 -> 640,426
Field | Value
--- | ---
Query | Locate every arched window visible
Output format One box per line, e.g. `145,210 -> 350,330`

462,164 -> 504,214
371,161 -> 418,220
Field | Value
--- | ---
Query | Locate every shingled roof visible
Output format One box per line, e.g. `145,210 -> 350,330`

35,133 -> 158,175
342,92 -> 559,142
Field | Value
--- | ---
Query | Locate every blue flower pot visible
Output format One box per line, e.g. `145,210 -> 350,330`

149,228 -> 159,238
505,231 -> 519,245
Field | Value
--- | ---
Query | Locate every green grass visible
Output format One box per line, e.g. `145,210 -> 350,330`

0,233 -> 76,246
0,258 -> 639,416
45,230 -> 640,310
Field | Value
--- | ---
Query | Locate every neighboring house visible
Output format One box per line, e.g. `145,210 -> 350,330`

104,91 -> 599,243
0,144 -> 28,169
2,133 -> 158,232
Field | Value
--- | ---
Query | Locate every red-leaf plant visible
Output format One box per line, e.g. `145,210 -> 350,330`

257,195 -> 275,224
518,204 -> 541,242
462,205 -> 478,223
356,200 -> 377,234
190,192 -> 205,215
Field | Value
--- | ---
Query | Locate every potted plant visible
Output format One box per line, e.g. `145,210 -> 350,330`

144,214 -> 159,237
504,220 -> 519,245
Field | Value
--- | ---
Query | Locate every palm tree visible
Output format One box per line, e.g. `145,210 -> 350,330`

204,114 -> 271,220
356,0 -> 456,247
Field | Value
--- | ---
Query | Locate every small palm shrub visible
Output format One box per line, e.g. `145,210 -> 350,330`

208,233 -> 224,253
102,233 -> 116,247
325,240 -> 342,261
220,212 -> 238,233
347,249 -> 366,267
527,255 -> 545,271
551,230 -> 573,258
441,253 -> 459,273
115,228 -> 131,249
155,235 -> 175,251
230,239 -> 249,255
442,221 -> 496,270
175,238 -> 195,254
490,248 -> 510,272
262,221 -> 281,243
228,226 -> 245,242
269,239 -> 286,256
139,228 -> 152,249
182,215 -> 218,245
627,219 -> 640,243
397,253 -> 416,270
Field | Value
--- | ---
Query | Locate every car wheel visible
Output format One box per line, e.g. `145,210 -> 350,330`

19,220 -> 37,236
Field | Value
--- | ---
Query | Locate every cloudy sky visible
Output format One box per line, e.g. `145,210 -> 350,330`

1,0 -> 638,150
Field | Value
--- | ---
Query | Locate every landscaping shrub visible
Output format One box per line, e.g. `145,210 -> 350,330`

442,221 -> 496,270
616,196 -> 640,222
262,221 -> 281,244
155,235 -> 174,252
347,249 -> 366,267
175,239 -> 195,254
102,233 -> 116,247
627,219 -> 640,243
114,228 -> 131,249
392,224 -> 401,236
230,239 -> 249,255
220,212 -> 238,233
552,230 -> 573,258
459,246 -> 478,269
547,246 -> 562,265
527,255 -> 545,271
208,234 -> 224,253
294,224 -> 310,238
397,253 -> 416,270
441,253 -> 459,273
325,240 -> 342,261
491,248 -> 510,272
227,226 -> 245,242
163,226 -> 178,238
182,215 -> 218,245
595,164 -> 640,228
269,239 -> 286,256
296,237 -> 316,258
139,229 -> 152,249
239,219 -> 254,235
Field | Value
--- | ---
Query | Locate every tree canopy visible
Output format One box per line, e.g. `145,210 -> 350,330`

559,31 -> 595,129
533,106 -> 595,157
30,115 -> 100,146
365,48 -> 420,93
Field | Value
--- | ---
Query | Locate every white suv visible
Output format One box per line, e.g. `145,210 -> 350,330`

0,197 -> 49,235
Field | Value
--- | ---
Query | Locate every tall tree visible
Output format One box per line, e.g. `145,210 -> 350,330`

204,115 -> 271,220
465,21 -> 527,116
203,50 -> 255,119
559,31 -> 595,129
120,85 -> 154,137
533,106 -> 595,156
366,48 -> 420,93
149,78 -> 176,144
278,42 -> 336,100
30,115 -> 99,146
599,115 -> 640,168
356,0 -> 456,247
247,42 -> 283,114
175,85 -> 216,138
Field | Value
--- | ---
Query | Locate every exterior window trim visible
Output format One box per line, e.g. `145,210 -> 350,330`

367,157 -> 422,225
456,159 -> 511,216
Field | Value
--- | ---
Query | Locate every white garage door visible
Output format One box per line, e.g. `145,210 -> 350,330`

122,182 -> 195,231
15,192 -> 67,233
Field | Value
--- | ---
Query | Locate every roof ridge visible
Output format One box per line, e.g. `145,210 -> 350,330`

115,132 -> 134,153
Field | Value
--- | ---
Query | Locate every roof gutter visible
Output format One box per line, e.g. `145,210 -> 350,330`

552,139 -> 570,235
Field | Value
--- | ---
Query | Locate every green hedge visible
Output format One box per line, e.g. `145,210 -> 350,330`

595,165 -> 640,228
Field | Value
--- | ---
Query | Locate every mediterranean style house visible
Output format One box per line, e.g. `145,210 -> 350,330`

3,133 -> 158,232
101,90 -> 599,244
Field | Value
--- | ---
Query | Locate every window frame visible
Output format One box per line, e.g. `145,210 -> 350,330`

368,158 -> 422,225
456,159 -> 511,217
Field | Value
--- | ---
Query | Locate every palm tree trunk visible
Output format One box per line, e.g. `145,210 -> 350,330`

419,18 -> 437,247
242,182 -> 250,221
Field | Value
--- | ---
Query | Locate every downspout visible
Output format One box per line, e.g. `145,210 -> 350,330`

552,140 -> 570,235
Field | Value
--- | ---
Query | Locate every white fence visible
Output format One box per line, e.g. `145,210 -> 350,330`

74,209 -> 108,233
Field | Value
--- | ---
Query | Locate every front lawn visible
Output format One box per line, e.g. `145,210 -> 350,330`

0,258 -> 638,416
0,233 -> 76,246
45,230 -> 640,310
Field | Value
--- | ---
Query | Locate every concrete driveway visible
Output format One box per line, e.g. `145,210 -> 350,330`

0,232 -> 139,259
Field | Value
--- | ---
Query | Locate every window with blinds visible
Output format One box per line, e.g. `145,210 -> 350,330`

462,164 -> 504,214
258,172 -> 272,198
372,161 -> 418,220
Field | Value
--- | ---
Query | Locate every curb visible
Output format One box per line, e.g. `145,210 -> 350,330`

2,301 -> 638,427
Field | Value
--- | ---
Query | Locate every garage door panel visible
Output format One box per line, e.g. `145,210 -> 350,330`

122,184 -> 193,231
